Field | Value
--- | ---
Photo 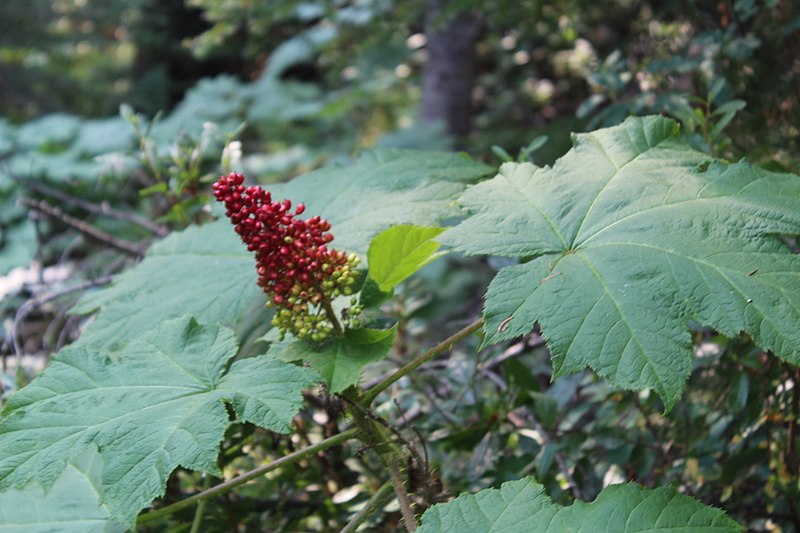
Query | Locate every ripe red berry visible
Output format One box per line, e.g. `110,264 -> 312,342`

213,173 -> 361,341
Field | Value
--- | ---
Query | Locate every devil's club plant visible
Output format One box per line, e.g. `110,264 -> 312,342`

213,172 -> 361,341
1,118 -> 799,531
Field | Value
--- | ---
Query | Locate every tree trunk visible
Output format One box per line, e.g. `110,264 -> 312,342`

421,0 -> 483,148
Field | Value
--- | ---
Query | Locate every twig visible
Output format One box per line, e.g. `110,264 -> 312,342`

339,480 -> 394,533
19,198 -> 147,256
16,178 -> 169,237
479,335 -> 546,372
363,318 -> 484,405
136,428 -> 359,525
389,458 -> 417,531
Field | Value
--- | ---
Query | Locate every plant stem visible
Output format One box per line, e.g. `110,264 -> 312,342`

363,318 -> 483,405
322,296 -> 345,336
339,480 -> 394,533
389,458 -> 418,531
136,428 -> 358,525
189,475 -> 210,533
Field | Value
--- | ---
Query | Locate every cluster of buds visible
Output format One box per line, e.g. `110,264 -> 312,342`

213,172 -> 361,341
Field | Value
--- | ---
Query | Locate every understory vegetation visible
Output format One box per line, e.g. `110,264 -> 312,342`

1,1 -> 799,531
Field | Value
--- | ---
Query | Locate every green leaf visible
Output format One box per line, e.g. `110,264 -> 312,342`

274,149 -> 493,254
16,113 -> 80,150
0,221 -> 36,276
367,225 -> 445,292
138,182 -> 168,196
441,116 -> 800,409
71,219 -> 264,350
73,149 -> 491,349
417,477 -> 743,532
272,326 -> 396,392
0,448 -> 124,533
0,316 -> 317,526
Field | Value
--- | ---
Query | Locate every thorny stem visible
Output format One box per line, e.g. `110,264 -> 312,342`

136,428 -> 358,525
339,479 -> 394,533
389,458 -> 418,531
341,390 -> 418,530
363,318 -> 484,405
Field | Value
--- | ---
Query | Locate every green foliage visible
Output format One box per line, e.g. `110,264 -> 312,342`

367,225 -> 446,293
3,3 -> 799,526
70,219 -> 263,350
0,222 -> 36,276
274,150 -> 492,253
417,477 -> 743,532
70,149 -> 490,353
0,317 -> 317,525
441,115 -> 800,409
0,449 -> 123,533
272,326 -> 397,392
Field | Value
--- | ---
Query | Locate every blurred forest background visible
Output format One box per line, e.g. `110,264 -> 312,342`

1,0 -> 800,531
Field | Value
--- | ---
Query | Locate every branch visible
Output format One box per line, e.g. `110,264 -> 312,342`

16,178 -> 169,237
136,427 -> 359,525
363,318 -> 483,405
20,197 -> 147,256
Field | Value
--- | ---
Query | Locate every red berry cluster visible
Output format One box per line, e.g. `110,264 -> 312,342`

213,172 -> 360,341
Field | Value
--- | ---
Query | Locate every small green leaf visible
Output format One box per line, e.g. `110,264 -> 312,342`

712,99 -> 746,116
491,145 -> 514,163
417,477 -> 743,532
367,225 -> 446,293
538,443 -> 558,475
0,316 -> 317,526
708,78 -> 726,103
138,182 -> 168,196
272,326 -> 397,392
0,448 -> 124,533
520,135 -> 549,159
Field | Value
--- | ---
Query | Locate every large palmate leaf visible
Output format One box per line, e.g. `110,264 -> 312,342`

441,116 -> 800,408
0,317 -> 317,525
73,150 -> 491,349
417,477 -> 742,532
0,449 -> 124,533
